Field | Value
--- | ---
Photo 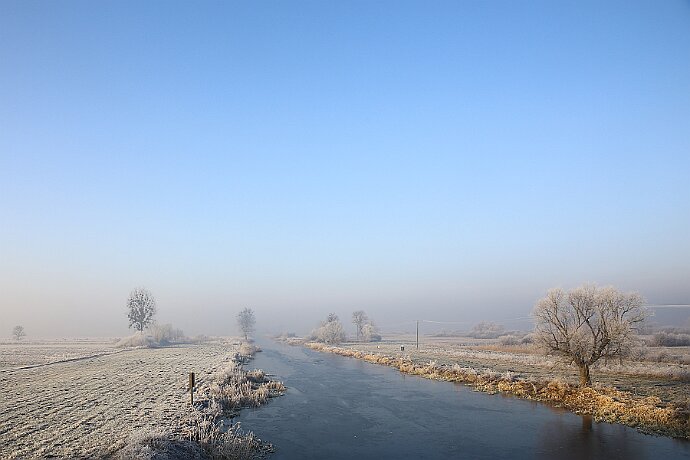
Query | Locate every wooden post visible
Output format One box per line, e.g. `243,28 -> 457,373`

189,372 -> 195,405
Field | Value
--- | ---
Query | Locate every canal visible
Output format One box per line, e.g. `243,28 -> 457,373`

239,340 -> 690,459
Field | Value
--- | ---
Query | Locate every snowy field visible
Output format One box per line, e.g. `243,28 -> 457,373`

0,340 -> 240,458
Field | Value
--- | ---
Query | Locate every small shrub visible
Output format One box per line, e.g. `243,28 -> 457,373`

116,332 -> 155,348
238,343 -> 260,358
650,332 -> 690,347
362,323 -> 382,342
520,333 -> 535,344
499,335 -> 520,346
466,322 -> 505,339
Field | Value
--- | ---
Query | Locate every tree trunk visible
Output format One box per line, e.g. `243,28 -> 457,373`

578,363 -> 591,387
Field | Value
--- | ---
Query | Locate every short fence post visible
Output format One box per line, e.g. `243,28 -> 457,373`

189,372 -> 195,405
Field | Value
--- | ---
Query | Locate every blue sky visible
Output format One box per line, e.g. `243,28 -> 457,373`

1,1 -> 689,337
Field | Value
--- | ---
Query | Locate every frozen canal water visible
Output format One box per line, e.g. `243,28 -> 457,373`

240,340 -> 690,459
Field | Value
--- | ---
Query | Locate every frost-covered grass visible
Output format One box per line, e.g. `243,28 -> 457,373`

2,339 -> 284,459
0,339 -> 118,369
337,335 -> 690,383
117,429 -> 205,459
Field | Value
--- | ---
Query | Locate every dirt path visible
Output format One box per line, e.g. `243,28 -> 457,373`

0,342 -> 238,459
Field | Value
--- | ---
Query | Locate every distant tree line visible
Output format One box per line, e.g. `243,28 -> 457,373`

310,310 -> 380,344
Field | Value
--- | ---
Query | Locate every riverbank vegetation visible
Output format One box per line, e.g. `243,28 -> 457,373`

118,340 -> 286,459
292,339 -> 689,439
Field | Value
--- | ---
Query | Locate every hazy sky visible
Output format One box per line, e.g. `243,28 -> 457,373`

1,1 -> 689,338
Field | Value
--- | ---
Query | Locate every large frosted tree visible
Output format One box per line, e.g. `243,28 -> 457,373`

127,287 -> 157,332
532,284 -> 646,386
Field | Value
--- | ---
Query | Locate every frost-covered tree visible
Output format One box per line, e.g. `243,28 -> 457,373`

532,284 -> 646,387
127,287 -> 157,332
312,314 -> 346,344
12,325 -> 26,341
326,312 -> 339,323
317,320 -> 346,344
352,310 -> 368,341
237,308 -> 256,340
361,322 -> 381,342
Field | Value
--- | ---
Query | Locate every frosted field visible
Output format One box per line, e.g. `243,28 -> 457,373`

335,335 -> 690,406
0,340 -> 239,458
0,339 -> 120,370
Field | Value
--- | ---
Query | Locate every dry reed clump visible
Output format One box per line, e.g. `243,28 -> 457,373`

234,343 -> 261,363
178,410 -> 268,459
207,362 -> 286,410
304,342 -> 690,439
125,413 -> 267,460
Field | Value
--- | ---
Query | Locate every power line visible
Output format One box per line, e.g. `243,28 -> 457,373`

377,316 -> 534,330
645,304 -> 690,308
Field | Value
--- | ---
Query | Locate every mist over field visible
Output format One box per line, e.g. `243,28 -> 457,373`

3,268 -> 689,339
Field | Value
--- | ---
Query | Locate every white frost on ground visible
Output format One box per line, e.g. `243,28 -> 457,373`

0,340 -> 241,458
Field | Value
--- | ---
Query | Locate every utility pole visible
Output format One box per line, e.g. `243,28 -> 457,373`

416,320 -> 419,350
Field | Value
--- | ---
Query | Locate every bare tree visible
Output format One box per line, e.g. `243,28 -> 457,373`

237,308 -> 256,340
12,325 -> 26,341
352,310 -> 368,341
127,287 -> 157,332
532,284 -> 646,387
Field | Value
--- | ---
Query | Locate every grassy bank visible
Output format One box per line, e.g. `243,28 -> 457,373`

302,341 -> 689,440
119,341 -> 286,459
